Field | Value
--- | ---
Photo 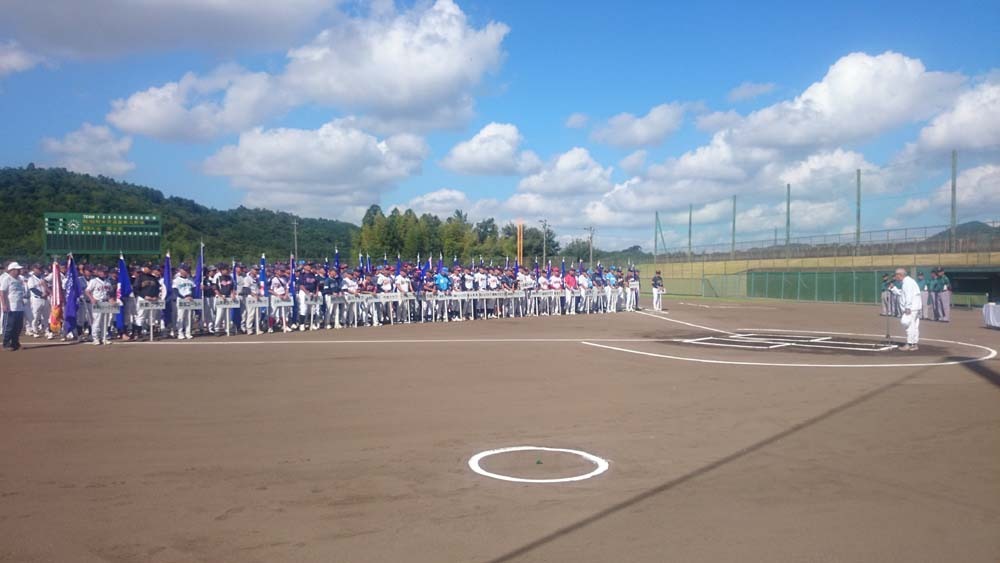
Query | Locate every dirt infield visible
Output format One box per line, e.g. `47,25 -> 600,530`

2,300 -> 999,562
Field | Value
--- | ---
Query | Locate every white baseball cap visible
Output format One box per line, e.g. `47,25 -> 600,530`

6,262 -> 24,271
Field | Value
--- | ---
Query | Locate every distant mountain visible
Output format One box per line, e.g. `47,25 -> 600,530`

923,221 -> 999,241
0,166 -> 359,263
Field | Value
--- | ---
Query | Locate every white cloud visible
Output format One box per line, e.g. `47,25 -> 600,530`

518,147 -> 613,195
42,123 -> 134,176
911,80 -> 1000,154
0,40 -> 43,77
203,121 -> 428,219
730,51 -> 964,149
932,164 -> 1000,215
440,122 -> 541,175
281,0 -> 507,130
394,188 -> 497,221
695,110 -> 742,132
565,113 -> 589,128
106,0 -> 509,140
728,81 -> 776,102
107,66 -> 289,141
0,0 -> 336,57
619,150 -> 647,175
591,102 -> 687,148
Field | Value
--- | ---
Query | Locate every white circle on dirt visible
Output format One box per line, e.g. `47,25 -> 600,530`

468,446 -> 610,484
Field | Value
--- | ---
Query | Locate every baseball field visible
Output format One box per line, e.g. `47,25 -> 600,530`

2,299 -> 999,562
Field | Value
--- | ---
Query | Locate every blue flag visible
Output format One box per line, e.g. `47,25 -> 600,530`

289,254 -> 297,324
514,259 -> 519,277
358,253 -> 364,271
366,254 -> 372,275
324,257 -> 330,279
230,257 -> 239,327
64,255 -> 79,335
116,254 -> 131,332
194,243 -> 204,299
560,257 -> 566,277
162,253 -> 173,325
334,248 -> 340,273
534,261 -> 539,280
259,253 -> 269,322
396,254 -> 402,276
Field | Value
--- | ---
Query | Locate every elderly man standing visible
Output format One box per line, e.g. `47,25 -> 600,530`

889,267 -> 922,352
0,262 -> 27,351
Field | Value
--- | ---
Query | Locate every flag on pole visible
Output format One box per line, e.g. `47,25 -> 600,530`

49,256 -> 64,333
289,254 -> 297,324
366,254 -> 372,275
334,247 -> 340,273
396,254 -> 402,276
324,256 -> 330,279
437,252 -> 443,274
358,253 -> 363,271
560,257 -> 566,277
533,260 -> 539,280
514,259 -> 519,277
383,253 -> 388,267
64,254 -> 80,336
547,259 -> 552,277
505,256 -> 509,269
115,254 -> 131,332
230,256 -> 239,327
162,252 -> 173,326
259,253 -> 269,323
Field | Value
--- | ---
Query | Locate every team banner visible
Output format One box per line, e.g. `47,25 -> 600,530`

93,301 -> 121,314
272,295 -> 294,308
244,296 -> 265,307
301,294 -> 323,306
176,298 -> 204,310
136,299 -> 166,311
215,297 -> 242,309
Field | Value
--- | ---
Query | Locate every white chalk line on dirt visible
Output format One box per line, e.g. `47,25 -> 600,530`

580,332 -> 997,368
468,446 -> 610,484
633,310 -> 734,335
67,337 -> 669,346
678,302 -> 776,310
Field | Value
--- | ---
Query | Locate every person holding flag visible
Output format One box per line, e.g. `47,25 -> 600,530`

48,257 -> 64,338
114,255 -> 133,340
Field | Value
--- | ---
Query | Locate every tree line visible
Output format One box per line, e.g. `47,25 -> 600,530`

0,166 -> 652,268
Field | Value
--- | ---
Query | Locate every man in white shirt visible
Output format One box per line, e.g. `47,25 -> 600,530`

173,266 -> 198,339
1,262 -> 27,351
85,266 -> 116,346
889,267 -> 922,351
26,264 -> 51,338
394,268 -> 412,323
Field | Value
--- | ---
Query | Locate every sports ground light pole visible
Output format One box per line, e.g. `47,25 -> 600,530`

539,218 -> 549,268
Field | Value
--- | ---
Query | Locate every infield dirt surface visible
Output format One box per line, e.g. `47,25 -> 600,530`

2,299 -> 999,562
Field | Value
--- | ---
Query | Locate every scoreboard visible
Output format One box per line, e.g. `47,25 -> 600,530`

44,213 -> 162,255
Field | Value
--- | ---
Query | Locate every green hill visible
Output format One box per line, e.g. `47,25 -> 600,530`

0,166 -> 359,264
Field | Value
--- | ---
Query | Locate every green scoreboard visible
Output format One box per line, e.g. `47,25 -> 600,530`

44,213 -> 162,256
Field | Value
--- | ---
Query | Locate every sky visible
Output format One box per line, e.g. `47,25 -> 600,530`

1,0 -> 999,252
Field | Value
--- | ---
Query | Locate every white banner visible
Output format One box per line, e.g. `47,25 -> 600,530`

301,294 -> 323,306
244,296 -> 265,307
176,298 -> 204,310
136,299 -> 166,311
92,301 -> 121,314
272,295 -> 294,308
215,297 -> 242,309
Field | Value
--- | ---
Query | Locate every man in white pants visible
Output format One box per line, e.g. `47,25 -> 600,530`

85,266 -> 116,346
889,267 -> 922,351
173,266 -> 197,339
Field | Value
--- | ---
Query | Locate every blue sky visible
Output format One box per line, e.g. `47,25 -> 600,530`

2,0 -> 998,251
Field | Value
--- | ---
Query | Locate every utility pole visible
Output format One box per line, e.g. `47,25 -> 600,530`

688,204 -> 693,260
785,183 -> 791,249
731,195 -> 737,259
653,212 -> 658,265
856,169 -> 861,255
584,226 -> 595,266
539,218 -> 549,267
292,219 -> 299,258
950,149 -> 957,252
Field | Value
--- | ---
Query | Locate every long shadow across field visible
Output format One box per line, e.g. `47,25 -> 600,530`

483,366 -> 935,563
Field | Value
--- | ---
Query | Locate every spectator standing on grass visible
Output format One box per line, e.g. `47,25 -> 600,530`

889,267 -> 922,351
0,262 -> 27,351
